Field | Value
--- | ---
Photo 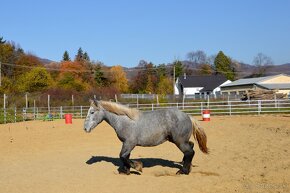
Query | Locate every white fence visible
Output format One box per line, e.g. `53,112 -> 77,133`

1,99 -> 290,124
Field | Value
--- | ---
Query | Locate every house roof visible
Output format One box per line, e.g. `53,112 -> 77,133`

258,83 -> 290,90
221,74 -> 289,88
178,74 -> 228,92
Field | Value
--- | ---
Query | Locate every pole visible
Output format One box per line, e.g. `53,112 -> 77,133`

0,61 -> 2,87
25,93 -> 28,108
33,100 -> 36,120
48,94 -> 50,114
173,65 -> 175,96
4,94 -> 6,124
3,93 -> 6,109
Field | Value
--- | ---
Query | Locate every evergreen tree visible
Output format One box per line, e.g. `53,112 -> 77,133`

94,65 -> 107,87
83,52 -> 90,61
0,36 -> 6,44
173,60 -> 183,80
62,50 -> 70,61
214,51 -> 235,80
75,47 -> 84,61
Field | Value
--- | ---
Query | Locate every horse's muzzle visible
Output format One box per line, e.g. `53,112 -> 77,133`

84,127 -> 91,133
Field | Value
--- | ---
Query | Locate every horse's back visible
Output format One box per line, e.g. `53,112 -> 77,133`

135,108 -> 192,146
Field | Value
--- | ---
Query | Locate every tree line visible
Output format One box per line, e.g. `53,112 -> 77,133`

0,36 -> 274,104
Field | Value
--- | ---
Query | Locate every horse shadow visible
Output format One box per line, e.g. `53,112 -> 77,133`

86,155 -> 182,170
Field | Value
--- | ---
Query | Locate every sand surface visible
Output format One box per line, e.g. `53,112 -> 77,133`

0,115 -> 289,193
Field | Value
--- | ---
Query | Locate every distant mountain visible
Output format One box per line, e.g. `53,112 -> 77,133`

38,57 -> 54,65
124,61 -> 290,80
267,63 -> 290,75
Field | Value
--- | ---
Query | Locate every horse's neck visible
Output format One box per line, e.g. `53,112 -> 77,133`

103,110 -> 124,131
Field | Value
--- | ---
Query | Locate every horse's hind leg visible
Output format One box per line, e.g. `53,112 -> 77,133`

176,141 -> 195,175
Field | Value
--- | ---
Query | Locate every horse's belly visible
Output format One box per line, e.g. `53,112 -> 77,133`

137,130 -> 168,147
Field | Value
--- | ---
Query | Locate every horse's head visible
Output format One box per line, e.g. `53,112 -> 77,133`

84,99 -> 105,133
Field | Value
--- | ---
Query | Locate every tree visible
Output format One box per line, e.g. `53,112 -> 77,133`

252,53 -> 273,77
94,64 -> 108,87
14,54 -> 44,77
83,52 -> 90,62
198,64 -> 213,75
0,77 -> 13,94
187,50 -> 207,64
173,60 -> 183,80
75,47 -> 84,62
62,50 -> 70,61
57,72 -> 87,92
145,75 -> 154,94
109,65 -> 128,93
17,67 -> 53,93
59,61 -> 87,80
214,51 -> 235,80
156,76 -> 173,96
156,64 -> 167,79
0,36 -> 6,44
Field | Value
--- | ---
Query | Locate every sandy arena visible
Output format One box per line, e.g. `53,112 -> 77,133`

0,115 -> 289,193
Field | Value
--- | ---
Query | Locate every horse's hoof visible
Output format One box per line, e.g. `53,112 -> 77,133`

134,161 -> 143,172
118,168 -> 130,175
176,169 -> 190,175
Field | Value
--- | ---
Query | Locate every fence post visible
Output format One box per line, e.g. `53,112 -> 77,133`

80,106 -> 83,119
182,95 -> 185,110
60,106 -> 63,119
258,100 -> 261,115
228,101 -> 232,116
207,95 -> 210,109
14,107 -> 17,123
151,103 -> 154,111
33,100 -> 36,120
3,93 -> 6,124
200,102 -> 203,115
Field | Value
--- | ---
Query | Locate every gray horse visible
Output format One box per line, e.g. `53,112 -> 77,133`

84,100 -> 208,175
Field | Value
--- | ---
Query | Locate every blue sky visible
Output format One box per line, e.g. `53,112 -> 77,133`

1,0 -> 290,67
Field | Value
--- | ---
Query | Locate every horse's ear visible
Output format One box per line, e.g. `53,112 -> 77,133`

90,99 -> 99,108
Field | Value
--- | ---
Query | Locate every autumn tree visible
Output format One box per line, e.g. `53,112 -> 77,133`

109,65 -> 128,93
0,77 -> 13,94
57,72 -> 86,91
16,67 -> 53,93
130,62 -> 157,93
14,54 -> 44,77
198,64 -> 213,75
156,76 -> 173,96
145,75 -> 154,94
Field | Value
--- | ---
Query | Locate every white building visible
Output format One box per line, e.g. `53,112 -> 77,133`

175,74 -> 231,97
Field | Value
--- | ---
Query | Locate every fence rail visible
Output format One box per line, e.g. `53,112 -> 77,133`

1,99 -> 290,124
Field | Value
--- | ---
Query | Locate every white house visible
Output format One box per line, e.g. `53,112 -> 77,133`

175,74 -> 231,97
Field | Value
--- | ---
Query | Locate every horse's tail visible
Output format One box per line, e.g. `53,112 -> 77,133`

190,116 -> 209,154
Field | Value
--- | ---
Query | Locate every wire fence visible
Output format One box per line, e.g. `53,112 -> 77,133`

1,99 -> 290,124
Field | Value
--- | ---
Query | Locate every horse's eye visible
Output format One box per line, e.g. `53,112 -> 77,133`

90,111 -> 94,114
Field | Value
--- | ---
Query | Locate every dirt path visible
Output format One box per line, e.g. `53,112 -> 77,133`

0,115 -> 289,193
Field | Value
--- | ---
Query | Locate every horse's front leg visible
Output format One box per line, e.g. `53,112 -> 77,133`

118,142 -> 139,175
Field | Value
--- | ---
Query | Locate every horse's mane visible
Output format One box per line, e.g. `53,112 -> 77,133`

99,101 -> 140,120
